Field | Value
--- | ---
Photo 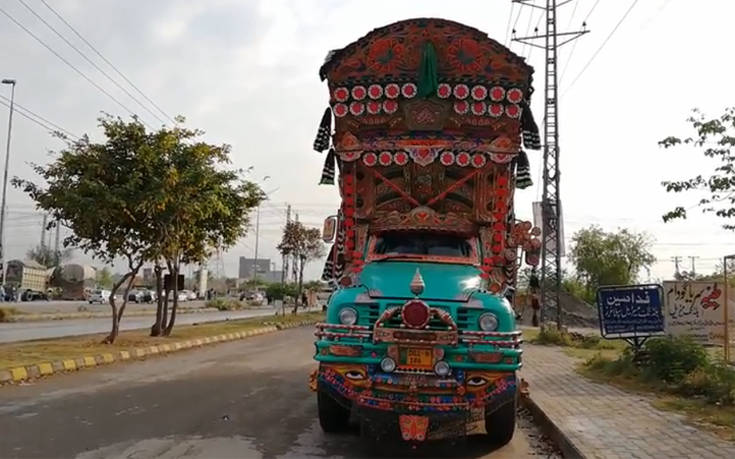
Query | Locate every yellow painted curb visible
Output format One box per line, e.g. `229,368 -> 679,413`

1,319 -> 318,386
10,367 -> 28,381
38,363 -> 54,375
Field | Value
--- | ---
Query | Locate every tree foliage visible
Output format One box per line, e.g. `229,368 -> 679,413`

277,221 -> 325,311
14,116 -> 263,342
95,267 -> 114,289
660,107 -> 735,230
26,244 -> 73,267
569,226 -> 655,297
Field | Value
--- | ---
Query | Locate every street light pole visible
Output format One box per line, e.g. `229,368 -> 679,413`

0,79 -> 16,287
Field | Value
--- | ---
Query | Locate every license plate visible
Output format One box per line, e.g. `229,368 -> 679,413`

402,348 -> 433,368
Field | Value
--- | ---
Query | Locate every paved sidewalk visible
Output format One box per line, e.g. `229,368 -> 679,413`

520,344 -> 735,458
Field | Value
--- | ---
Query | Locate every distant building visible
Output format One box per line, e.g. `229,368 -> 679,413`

239,258 -> 271,280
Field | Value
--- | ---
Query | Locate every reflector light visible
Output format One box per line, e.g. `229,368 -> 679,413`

401,300 -> 430,329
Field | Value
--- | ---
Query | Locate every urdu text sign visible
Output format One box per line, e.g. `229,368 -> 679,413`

597,285 -> 665,338
663,281 -> 735,346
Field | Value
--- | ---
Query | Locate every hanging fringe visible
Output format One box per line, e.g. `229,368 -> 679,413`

319,148 -> 336,185
313,107 -> 332,152
516,150 -> 533,189
520,102 -> 541,150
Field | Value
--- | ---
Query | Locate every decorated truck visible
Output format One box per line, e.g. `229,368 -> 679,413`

312,18 -> 542,446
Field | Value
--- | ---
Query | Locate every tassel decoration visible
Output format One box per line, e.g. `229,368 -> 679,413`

516,150 -> 533,189
520,102 -> 541,150
319,148 -> 336,185
313,107 -> 332,152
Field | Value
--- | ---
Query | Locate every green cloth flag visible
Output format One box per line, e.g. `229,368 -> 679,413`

417,42 -> 438,98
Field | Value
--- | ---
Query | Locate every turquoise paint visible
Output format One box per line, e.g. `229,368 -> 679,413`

359,261 -> 483,301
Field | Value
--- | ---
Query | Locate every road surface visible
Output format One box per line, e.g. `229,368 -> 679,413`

0,307 -> 282,344
0,327 -> 554,458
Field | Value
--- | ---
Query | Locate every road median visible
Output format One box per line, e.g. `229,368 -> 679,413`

0,311 -> 323,386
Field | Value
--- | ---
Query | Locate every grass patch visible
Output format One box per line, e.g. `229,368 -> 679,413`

581,337 -> 735,441
0,307 -> 20,322
0,311 -> 324,369
529,324 -> 625,351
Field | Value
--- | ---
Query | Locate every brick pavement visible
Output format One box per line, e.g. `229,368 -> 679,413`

520,344 -> 735,458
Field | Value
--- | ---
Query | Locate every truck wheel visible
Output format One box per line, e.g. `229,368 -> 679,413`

317,386 -> 350,433
484,392 -> 517,447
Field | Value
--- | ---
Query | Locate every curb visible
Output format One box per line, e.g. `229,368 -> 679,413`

520,394 -> 586,459
0,320 -> 317,386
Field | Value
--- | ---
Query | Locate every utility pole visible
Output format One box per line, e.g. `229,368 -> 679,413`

688,256 -> 699,277
40,214 -> 47,250
671,256 -> 682,277
252,205 -> 260,281
0,79 -> 16,286
292,212 -> 300,284
54,220 -> 60,267
282,204 -> 291,285
512,0 -> 588,329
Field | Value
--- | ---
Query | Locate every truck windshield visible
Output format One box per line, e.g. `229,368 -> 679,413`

373,232 -> 472,258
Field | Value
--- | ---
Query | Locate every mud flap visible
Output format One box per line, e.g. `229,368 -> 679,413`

398,415 -> 429,441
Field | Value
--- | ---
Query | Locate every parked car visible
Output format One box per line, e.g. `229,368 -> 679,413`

21,289 -> 49,302
141,289 -> 156,303
127,290 -> 144,303
184,290 -> 197,301
89,289 -> 111,304
166,290 -> 189,302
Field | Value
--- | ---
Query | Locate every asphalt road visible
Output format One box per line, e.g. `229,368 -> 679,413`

0,307 -> 282,344
0,327 -> 551,458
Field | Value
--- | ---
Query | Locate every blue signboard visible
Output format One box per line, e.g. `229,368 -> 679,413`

597,284 -> 665,338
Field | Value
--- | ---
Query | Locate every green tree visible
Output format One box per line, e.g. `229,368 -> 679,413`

142,122 -> 263,336
660,107 -> 735,230
569,226 -> 655,299
95,267 -> 114,289
277,221 -> 325,312
26,244 -> 73,267
14,116 -> 161,343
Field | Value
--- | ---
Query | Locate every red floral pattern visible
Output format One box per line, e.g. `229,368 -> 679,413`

453,84 -> 469,99
333,87 -> 349,102
383,99 -> 398,114
349,102 -> 365,116
394,151 -> 408,165
333,103 -> 348,117
505,104 -> 521,118
367,101 -> 381,115
447,38 -> 483,73
471,85 -> 487,101
362,152 -> 377,166
488,104 -> 503,117
456,152 -> 471,166
401,83 -> 417,98
506,88 -> 523,103
489,86 -> 505,102
368,84 -> 383,99
351,85 -> 366,100
471,153 -> 487,168
437,83 -> 451,99
378,151 -> 392,166
440,151 -> 455,166
471,101 -> 486,116
366,38 -> 405,73
385,83 -> 400,99
453,100 -> 469,115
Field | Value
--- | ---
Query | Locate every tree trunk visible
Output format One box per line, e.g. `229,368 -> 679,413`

116,274 -> 137,325
164,261 -> 180,336
293,256 -> 305,314
150,263 -> 164,336
102,272 -> 132,344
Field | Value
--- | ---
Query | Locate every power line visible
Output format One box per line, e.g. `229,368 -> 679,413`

0,94 -> 79,139
563,0 -> 639,96
39,0 -> 175,124
504,1 -> 516,46
0,5 -> 150,128
0,98 -> 79,140
583,0 -> 602,22
17,0 -> 165,125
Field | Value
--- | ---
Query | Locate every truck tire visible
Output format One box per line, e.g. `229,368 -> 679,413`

317,386 -> 350,433
484,390 -> 517,447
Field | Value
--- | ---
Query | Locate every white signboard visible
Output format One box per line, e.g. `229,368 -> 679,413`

663,281 -> 735,345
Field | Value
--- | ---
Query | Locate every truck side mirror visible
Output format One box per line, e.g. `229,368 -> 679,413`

322,215 -> 337,243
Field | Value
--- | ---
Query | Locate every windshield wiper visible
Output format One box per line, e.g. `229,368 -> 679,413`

371,254 -> 425,262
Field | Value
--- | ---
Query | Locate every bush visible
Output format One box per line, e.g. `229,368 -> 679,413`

0,307 -> 18,322
681,362 -> 735,405
644,337 -> 709,384
533,325 -> 617,350
206,298 -> 243,311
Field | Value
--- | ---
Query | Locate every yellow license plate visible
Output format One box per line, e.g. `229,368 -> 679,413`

403,348 -> 433,368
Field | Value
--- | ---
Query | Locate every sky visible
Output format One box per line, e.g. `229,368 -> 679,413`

0,0 -> 733,283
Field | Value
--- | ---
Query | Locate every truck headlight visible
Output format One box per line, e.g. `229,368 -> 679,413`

478,312 -> 498,331
380,357 -> 396,373
434,360 -> 451,377
338,307 -> 358,326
